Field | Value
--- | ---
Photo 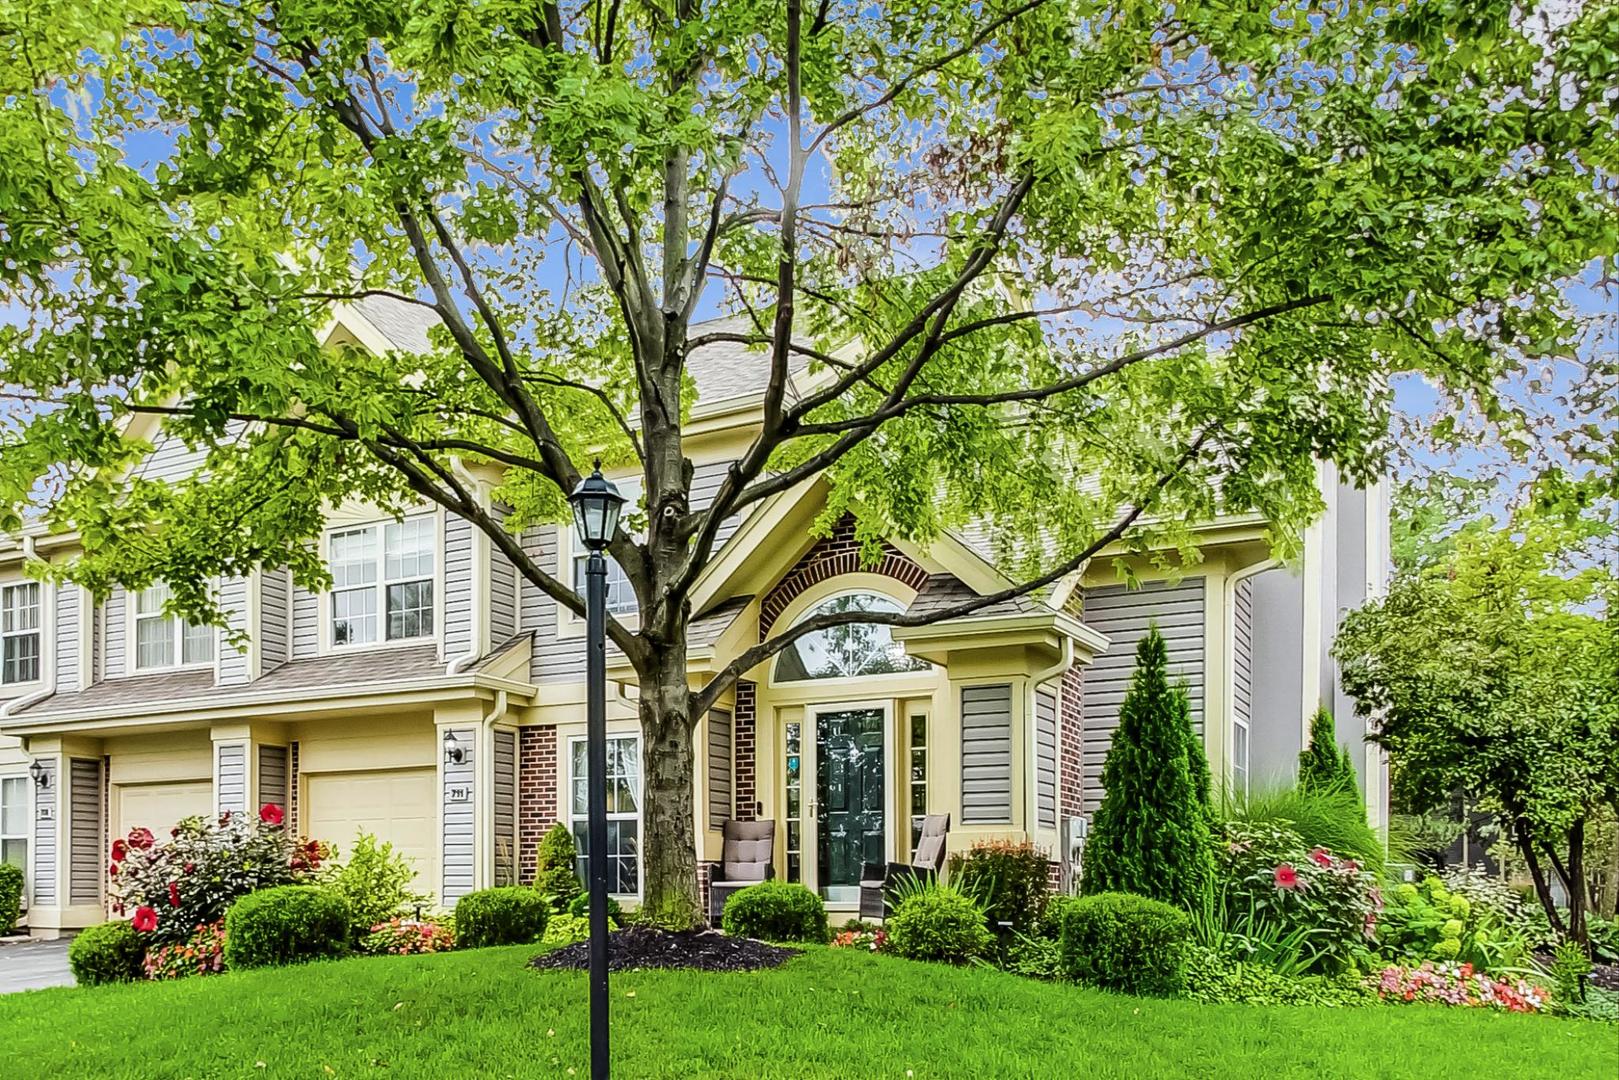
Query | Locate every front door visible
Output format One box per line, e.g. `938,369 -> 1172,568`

816,708 -> 885,904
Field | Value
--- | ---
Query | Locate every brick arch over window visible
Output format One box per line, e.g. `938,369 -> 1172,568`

758,515 -> 930,638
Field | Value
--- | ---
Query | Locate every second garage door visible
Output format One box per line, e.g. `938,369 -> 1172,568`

115,780 -> 214,841
304,769 -> 437,890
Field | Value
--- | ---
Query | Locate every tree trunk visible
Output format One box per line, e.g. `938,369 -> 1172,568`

637,643 -> 702,929
1566,819 -> 1588,948
1515,821 -> 1567,936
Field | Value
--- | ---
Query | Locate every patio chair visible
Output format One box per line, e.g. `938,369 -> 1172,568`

859,813 -> 951,920
706,819 -> 776,927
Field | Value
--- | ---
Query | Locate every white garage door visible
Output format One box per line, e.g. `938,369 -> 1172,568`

115,780 -> 214,841
304,769 -> 436,892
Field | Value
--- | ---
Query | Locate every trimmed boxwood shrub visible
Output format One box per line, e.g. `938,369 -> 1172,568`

721,881 -> 828,944
223,885 -> 352,969
884,885 -> 994,963
1057,891 -> 1190,996
0,862 -> 22,931
68,921 -> 147,986
455,886 -> 550,947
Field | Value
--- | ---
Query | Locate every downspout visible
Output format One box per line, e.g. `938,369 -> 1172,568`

446,461 -> 487,674
1,538 -> 54,719
1031,633 -> 1075,887
478,689 -> 510,889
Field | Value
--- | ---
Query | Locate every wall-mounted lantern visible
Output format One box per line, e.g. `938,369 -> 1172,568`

28,759 -> 47,790
443,730 -> 466,766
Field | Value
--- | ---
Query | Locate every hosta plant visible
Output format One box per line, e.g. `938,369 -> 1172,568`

1378,875 -> 1529,972
109,803 -> 326,946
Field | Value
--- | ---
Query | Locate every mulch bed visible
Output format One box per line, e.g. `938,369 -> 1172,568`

529,926 -> 798,974
1587,963 -> 1619,993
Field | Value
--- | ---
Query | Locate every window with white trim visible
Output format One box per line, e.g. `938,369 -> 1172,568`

329,517 -> 435,647
572,553 -> 637,616
0,776 -> 27,871
1,583 -> 40,685
909,711 -> 928,857
569,734 -> 641,895
133,583 -> 213,670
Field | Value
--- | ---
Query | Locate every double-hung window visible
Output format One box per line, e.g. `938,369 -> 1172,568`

1,583 -> 40,685
1,775 -> 27,871
330,516 -> 435,647
133,583 -> 213,670
569,735 -> 641,895
571,554 -> 637,616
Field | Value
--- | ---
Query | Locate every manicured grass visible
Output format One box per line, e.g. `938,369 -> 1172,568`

1,946 -> 1611,1079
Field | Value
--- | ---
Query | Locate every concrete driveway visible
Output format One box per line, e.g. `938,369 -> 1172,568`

0,937 -> 75,993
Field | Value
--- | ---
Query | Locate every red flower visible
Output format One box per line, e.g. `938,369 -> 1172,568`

183,862 -> 195,874
1273,863 -> 1301,890
259,803 -> 284,826
110,838 -> 128,863
168,882 -> 181,907
171,827 -> 181,838
132,906 -> 159,933
1308,847 -> 1332,868
128,827 -> 155,851
108,862 -> 118,877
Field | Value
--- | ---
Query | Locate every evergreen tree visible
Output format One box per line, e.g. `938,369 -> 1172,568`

1299,706 -> 1356,792
1081,628 -> 1214,908
1179,684 -> 1214,820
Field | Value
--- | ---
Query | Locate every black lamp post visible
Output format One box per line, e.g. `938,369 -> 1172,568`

568,461 -> 625,1080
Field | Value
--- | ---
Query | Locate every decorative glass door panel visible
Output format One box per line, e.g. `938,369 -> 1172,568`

816,708 -> 885,903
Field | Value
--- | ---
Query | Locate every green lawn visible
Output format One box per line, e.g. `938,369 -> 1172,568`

2,946 -> 1611,1079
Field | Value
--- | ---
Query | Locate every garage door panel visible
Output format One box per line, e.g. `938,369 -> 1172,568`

115,780 -> 213,840
305,769 -> 436,891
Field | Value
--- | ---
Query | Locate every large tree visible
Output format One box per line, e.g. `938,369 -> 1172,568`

2,1 -> 1614,924
1334,493 -> 1618,946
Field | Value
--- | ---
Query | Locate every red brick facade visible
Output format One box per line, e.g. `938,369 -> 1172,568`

733,680 -> 756,821
1059,666 -> 1083,822
759,515 -> 930,635
518,725 -> 559,885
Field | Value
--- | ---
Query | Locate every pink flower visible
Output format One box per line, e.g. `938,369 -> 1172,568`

1273,864 -> 1301,890
259,803 -> 284,826
1308,847 -> 1332,868
128,827 -> 155,851
132,906 -> 159,933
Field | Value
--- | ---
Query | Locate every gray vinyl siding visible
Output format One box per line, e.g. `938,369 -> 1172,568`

132,431 -> 209,483
442,727 -> 475,903
961,684 -> 1013,824
1080,578 -> 1205,814
443,515 -> 475,661
707,709 -> 733,829
690,459 -> 745,550
258,745 -> 289,811
291,578 -> 319,659
54,586 -> 79,694
493,729 -> 517,887
1035,689 -> 1057,829
1233,577 -> 1254,732
32,759 -> 56,906
488,505 -> 520,645
215,743 -> 247,817
259,568 -> 290,671
521,526 -> 587,684
91,594 -> 102,683
69,758 -> 101,905
216,576 -> 252,686
104,585 -> 127,678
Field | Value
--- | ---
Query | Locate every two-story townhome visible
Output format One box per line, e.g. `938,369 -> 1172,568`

0,297 -> 1389,936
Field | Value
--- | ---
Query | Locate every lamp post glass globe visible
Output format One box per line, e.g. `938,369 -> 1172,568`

570,464 -> 625,551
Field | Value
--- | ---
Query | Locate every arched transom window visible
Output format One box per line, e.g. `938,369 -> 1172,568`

774,592 -> 931,682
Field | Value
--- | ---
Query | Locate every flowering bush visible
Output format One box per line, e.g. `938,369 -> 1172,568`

1378,875 -> 1529,972
830,921 -> 887,952
1213,821 -> 1379,974
948,839 -> 1051,934
1374,961 -> 1548,1013
361,918 -> 456,955
109,804 -> 327,946
143,921 -> 228,980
